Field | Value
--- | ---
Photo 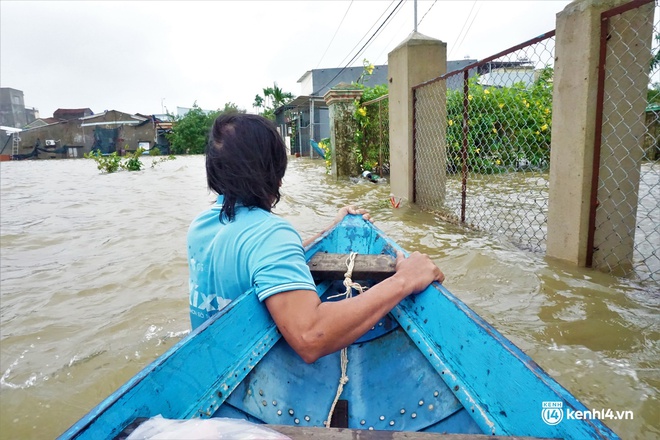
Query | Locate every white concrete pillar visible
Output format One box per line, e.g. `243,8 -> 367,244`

546,0 -> 629,266
388,32 -> 446,203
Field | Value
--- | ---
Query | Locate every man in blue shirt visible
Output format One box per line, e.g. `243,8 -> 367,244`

188,113 -> 444,363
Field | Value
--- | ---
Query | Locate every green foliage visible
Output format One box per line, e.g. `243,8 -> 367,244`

352,60 -> 390,174
84,149 -> 122,173
254,82 -> 294,120
446,67 -> 554,173
120,148 -> 145,171
167,102 -> 246,154
151,154 -> 176,169
167,103 -> 218,155
149,147 -> 161,156
318,137 -> 332,174
85,147 -> 176,173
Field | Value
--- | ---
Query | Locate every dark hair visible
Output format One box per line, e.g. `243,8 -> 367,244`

206,113 -> 288,222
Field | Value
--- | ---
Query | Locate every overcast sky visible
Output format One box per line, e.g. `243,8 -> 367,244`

1,0 -> 573,117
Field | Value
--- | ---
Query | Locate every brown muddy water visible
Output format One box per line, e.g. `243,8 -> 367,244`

0,156 -> 658,439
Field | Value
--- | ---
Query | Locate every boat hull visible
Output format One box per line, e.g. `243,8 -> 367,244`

60,215 -> 619,439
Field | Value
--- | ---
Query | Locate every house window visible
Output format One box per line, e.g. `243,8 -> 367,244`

138,141 -> 150,151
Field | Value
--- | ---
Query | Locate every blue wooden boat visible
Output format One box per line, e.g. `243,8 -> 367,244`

60,215 -> 619,439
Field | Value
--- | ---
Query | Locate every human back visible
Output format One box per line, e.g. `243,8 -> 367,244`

187,113 -> 315,329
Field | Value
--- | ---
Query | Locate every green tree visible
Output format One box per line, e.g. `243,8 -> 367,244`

167,102 -> 246,154
254,82 -> 295,120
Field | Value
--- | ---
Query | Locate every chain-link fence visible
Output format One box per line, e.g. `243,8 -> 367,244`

588,0 -> 659,282
413,32 -> 556,252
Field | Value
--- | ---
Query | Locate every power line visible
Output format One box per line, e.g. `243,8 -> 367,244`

452,2 -> 482,58
335,0 -> 398,69
315,1 -> 354,69
418,0 -> 438,26
312,0 -> 405,96
376,0 -> 435,64
448,0 -> 477,58
375,6 -> 410,64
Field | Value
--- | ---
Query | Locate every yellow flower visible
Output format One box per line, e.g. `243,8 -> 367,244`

545,108 -> 550,114
484,89 -> 490,95
492,128 -> 497,133
535,131 -> 540,135
541,124 -> 548,131
498,103 -> 504,109
366,64 -> 375,75
357,107 -> 367,117
448,119 -> 453,126
475,148 -> 480,154
526,103 -> 530,108
468,95 -> 473,101
496,159 -> 501,165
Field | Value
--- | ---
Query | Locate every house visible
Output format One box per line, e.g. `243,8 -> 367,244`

0,87 -> 38,129
54,108 -> 93,120
14,109 -> 171,158
278,60 -> 487,157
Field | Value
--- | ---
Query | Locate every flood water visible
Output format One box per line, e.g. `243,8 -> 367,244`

0,155 -> 658,439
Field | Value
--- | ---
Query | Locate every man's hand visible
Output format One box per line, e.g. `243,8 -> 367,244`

333,205 -> 373,225
303,205 -> 372,248
393,250 -> 445,293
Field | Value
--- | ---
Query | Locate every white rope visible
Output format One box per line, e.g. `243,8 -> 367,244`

325,252 -> 366,427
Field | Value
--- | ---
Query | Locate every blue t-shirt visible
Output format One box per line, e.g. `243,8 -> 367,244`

187,195 -> 317,330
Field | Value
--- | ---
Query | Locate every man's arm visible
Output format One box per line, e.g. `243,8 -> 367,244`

264,251 -> 444,364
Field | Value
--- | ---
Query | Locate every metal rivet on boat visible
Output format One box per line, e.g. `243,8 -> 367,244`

272,400 -> 277,406
418,400 -> 424,406
294,418 -> 300,424
304,416 -> 310,422
411,413 -> 417,419
400,409 -> 405,414
428,404 -> 434,411
247,389 -> 252,395
289,409 -> 294,415
259,389 -> 264,396
389,421 -> 395,426
379,415 -> 385,421
360,420 -> 365,425
368,427 -> 374,431
454,385 -> 459,391
433,391 -> 439,397
378,322 -> 383,326
262,400 -> 267,406
277,410 -> 282,416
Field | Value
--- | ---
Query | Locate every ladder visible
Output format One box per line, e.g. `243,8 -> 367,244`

11,133 -> 20,156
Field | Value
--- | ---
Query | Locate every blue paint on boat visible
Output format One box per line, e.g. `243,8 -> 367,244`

59,215 -> 620,439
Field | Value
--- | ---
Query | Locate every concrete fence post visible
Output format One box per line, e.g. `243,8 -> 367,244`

546,0 -> 653,270
388,32 -> 446,204
324,83 -> 363,178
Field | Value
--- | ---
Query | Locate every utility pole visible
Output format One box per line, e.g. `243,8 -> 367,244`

414,0 -> 418,32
